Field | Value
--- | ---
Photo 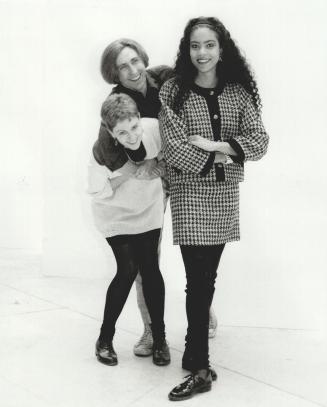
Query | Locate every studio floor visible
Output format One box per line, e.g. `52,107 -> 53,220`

0,249 -> 326,407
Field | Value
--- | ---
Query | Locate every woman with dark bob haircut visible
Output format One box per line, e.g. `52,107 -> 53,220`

159,17 -> 269,400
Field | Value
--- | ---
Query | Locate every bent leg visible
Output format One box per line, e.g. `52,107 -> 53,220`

134,224 -> 165,328
133,229 -> 166,342
99,239 -> 138,342
133,272 -> 153,357
135,273 -> 151,326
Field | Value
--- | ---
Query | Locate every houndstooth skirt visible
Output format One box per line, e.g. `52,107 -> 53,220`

170,182 -> 240,246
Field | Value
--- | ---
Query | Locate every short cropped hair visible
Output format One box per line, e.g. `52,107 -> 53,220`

101,93 -> 139,131
100,38 -> 149,84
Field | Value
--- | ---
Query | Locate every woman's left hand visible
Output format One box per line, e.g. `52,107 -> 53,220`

189,135 -> 218,152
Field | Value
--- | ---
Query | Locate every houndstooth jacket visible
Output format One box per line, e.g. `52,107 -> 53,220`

159,78 -> 269,185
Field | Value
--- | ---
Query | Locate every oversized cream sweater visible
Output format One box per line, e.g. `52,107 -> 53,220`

87,118 -> 164,238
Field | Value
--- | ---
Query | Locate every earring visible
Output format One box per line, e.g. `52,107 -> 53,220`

114,139 -> 118,146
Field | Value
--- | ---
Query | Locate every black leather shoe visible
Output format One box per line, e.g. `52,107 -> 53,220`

168,371 -> 212,401
153,339 -> 171,366
182,352 -> 217,381
95,339 -> 118,366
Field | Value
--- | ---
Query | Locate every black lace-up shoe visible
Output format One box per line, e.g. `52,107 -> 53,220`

168,371 -> 212,401
152,339 -> 171,366
95,339 -> 118,366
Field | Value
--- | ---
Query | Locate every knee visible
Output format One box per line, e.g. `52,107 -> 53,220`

185,274 -> 204,296
186,271 -> 214,296
116,262 -> 138,284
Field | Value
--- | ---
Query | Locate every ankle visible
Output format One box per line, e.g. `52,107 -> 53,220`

153,335 -> 167,346
98,336 -> 113,345
149,322 -> 166,341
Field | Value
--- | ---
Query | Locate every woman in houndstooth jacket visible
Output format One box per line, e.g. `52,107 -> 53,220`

159,17 -> 269,401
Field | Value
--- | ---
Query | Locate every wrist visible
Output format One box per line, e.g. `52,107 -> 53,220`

213,141 -> 221,152
215,141 -> 227,153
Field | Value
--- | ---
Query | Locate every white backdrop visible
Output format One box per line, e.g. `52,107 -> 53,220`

1,0 -> 326,331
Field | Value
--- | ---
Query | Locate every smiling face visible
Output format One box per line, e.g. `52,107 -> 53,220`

111,116 -> 143,150
116,47 -> 147,94
190,26 -> 221,77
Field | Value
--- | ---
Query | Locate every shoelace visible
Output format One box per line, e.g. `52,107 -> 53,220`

99,343 -> 115,354
175,374 -> 202,391
154,348 -> 166,356
136,331 -> 153,346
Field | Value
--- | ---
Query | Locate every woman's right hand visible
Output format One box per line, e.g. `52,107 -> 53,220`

135,159 -> 161,180
214,152 -> 228,164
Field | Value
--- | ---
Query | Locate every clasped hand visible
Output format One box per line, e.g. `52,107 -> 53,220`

189,135 -> 227,163
135,159 -> 163,180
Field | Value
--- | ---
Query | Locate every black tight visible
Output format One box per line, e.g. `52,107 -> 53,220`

180,244 -> 225,370
100,229 -> 165,342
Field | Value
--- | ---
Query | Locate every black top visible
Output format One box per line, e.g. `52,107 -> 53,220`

191,82 -> 244,182
113,81 -> 161,119
191,82 -> 225,181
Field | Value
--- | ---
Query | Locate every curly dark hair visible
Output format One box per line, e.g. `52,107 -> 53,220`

173,17 -> 262,113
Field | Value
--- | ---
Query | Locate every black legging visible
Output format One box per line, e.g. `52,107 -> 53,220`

180,244 -> 225,371
100,229 -> 165,343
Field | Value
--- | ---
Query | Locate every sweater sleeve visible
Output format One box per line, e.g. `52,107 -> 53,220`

228,86 -> 269,162
159,80 -> 211,174
141,118 -> 162,159
87,156 -> 114,199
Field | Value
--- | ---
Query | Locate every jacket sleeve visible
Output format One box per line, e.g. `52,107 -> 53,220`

227,87 -> 269,162
147,65 -> 174,86
93,122 -> 128,172
159,80 -> 211,174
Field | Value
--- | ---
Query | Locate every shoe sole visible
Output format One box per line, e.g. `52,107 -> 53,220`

134,351 -> 153,357
153,359 -> 171,366
168,383 -> 212,401
95,353 -> 118,366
